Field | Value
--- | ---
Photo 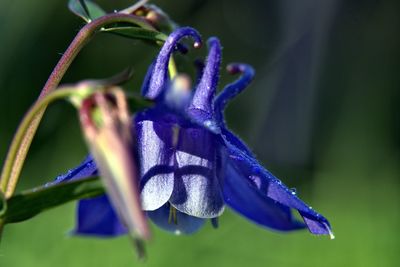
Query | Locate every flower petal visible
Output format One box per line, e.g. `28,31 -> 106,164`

136,112 -> 175,211
170,127 -> 225,218
263,176 -> 332,235
214,63 -> 255,123
188,37 -> 222,121
52,158 -> 127,237
73,195 -> 127,237
223,156 -> 305,231
221,130 -> 332,235
52,155 -> 98,184
147,203 -> 205,235
145,27 -> 202,100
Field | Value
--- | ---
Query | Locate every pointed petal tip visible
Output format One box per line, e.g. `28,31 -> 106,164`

326,225 -> 335,240
318,221 -> 334,239
300,210 -> 333,238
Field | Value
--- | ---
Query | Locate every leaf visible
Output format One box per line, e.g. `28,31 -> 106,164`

68,0 -> 106,23
101,26 -> 167,43
1,177 -> 104,224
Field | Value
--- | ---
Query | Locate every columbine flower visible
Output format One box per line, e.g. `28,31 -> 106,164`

55,27 -> 332,238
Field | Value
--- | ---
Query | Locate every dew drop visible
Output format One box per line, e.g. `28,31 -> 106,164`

193,42 -> 201,49
174,230 -> 182,235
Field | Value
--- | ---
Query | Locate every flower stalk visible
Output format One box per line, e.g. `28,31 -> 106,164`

0,13 -> 155,198
0,88 -> 88,197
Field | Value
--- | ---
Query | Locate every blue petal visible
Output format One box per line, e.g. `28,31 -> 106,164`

147,203 -> 205,235
169,127 -> 225,218
52,155 -> 97,184
221,129 -> 332,235
73,195 -> 127,237
145,27 -> 202,100
136,111 -> 175,211
188,38 -> 222,123
51,157 -> 127,237
223,155 -> 305,231
214,63 -> 255,124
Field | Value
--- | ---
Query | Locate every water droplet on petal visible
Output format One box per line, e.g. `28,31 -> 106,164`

291,188 -> 297,195
174,230 -> 182,235
193,42 -> 201,49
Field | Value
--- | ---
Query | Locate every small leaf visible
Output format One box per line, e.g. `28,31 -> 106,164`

1,177 -> 104,224
102,26 -> 167,43
68,0 -> 106,23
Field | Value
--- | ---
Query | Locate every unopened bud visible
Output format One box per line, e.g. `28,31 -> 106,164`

79,88 -> 150,245
133,4 -> 177,32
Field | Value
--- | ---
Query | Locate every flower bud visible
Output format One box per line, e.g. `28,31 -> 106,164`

132,5 -> 177,32
79,88 -> 150,244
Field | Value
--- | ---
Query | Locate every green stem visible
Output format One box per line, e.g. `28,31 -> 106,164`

0,13 -> 155,198
1,89 -> 82,197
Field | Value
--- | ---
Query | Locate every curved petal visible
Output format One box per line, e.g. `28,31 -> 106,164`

136,111 -> 175,211
73,195 -> 127,237
140,60 -> 156,97
145,27 -> 202,100
147,203 -> 205,235
169,127 -> 225,218
220,129 -> 332,236
188,37 -> 222,122
214,63 -> 255,123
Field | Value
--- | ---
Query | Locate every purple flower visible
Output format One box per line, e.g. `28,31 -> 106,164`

55,27 -> 332,237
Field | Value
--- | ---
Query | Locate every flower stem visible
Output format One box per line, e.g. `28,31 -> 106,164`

1,89 -> 82,198
0,13 -> 155,198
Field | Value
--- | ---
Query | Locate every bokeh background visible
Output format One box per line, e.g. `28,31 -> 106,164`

0,0 -> 399,266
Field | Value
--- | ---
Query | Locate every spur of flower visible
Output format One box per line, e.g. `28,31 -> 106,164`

54,27 -> 332,238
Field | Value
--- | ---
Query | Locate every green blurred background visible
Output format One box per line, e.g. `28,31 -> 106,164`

0,0 -> 399,266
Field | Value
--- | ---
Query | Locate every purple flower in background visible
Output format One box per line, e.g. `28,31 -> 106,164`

55,27 -> 333,237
